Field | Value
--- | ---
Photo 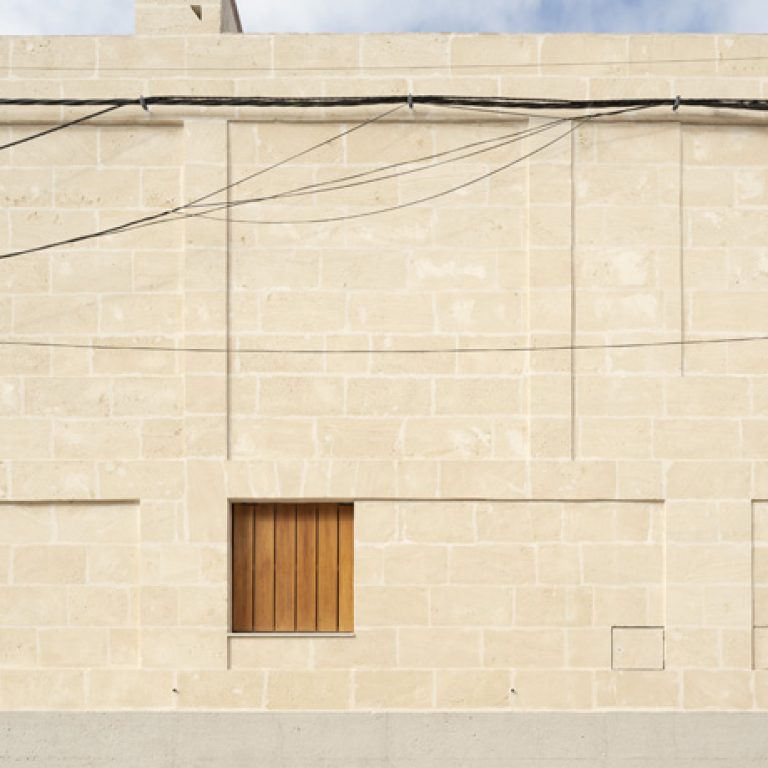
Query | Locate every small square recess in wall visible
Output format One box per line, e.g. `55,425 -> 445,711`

612,626 -> 664,671
754,627 -> 768,669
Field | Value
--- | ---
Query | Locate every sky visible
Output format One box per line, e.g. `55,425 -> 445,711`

0,0 -> 767,35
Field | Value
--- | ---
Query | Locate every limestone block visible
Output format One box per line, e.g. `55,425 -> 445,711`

484,629 -> 565,669
436,669 -> 511,709
141,628 -> 225,669
400,503 -> 474,543
347,378 -> 431,416
612,626 -> 664,671
449,544 -> 535,585
14,545 -> 86,584
0,670 -> 84,709
397,629 -> 481,669
754,627 -> 768,670
0,417 -> 51,461
0,628 -> 37,667
476,503 -> 562,543
683,670 -> 754,709
38,628 -> 108,667
516,586 -> 593,627
314,629 -> 398,669
0,586 -> 67,626
87,670 -> 173,708
355,670 -> 433,709
176,671 -> 265,708
382,545 -> 447,585
431,586 -> 514,627
596,670 -> 680,708
267,671 -> 351,710
355,586 -> 429,627
511,670 -> 593,709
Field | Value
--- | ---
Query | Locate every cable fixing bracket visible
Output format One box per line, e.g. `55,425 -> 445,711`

672,95 -> 681,112
139,95 -> 150,112
407,93 -> 414,110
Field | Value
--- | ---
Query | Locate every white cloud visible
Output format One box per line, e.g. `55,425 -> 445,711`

237,0 -> 768,33
717,0 -> 768,31
237,0 -> 541,33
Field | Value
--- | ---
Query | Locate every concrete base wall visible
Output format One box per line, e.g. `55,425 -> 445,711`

2,713 -> 768,767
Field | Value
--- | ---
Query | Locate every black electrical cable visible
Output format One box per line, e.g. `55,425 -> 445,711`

2,94 -> 768,112
207,124 -> 576,226
187,104 -> 404,210
0,102 -> 647,260
198,104 -> 652,226
75,115 -> 566,250
1,333 -> 766,356
118,103 -> 646,231
0,104 -> 562,259
0,104 -> 123,152
45,115 -> 571,243
0,103 -> 404,261
180,117 -> 566,212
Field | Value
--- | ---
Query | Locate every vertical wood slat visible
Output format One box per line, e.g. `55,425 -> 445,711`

274,504 -> 297,631
232,504 -> 254,632
316,503 -> 339,631
253,503 -> 275,631
338,504 -> 354,632
296,503 -> 317,631
233,502 -> 353,634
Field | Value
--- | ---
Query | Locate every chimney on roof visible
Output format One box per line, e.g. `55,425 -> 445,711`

135,0 -> 242,35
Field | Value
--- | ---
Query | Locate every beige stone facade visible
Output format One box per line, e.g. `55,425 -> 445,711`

1,0 -> 768,712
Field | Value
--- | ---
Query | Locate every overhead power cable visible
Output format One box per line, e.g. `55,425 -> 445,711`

0,103 -> 123,152
1,333 -> 767,357
2,94 -> 768,112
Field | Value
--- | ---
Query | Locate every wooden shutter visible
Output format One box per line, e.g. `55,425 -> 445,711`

231,502 -> 354,632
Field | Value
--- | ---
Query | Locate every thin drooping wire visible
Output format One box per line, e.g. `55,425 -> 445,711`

0,104 -> 123,152
60,119 -> 560,255
65,107 -> 593,241
178,117 -> 567,214
187,104 -> 404,209
0,104 -> 404,261
202,104 -> 651,227
117,103 -> 649,236
75,114 -> 568,248
4,53 -> 768,73
0,105 -> 570,257
209,127 -> 575,226
0,101 -> 649,259
1,334 -> 767,356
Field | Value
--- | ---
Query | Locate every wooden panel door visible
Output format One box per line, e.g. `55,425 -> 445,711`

274,504 -> 297,631
232,502 -> 353,633
253,504 -> 275,631
338,504 -> 354,632
232,504 -> 254,632
296,504 -> 318,631
316,503 -> 339,631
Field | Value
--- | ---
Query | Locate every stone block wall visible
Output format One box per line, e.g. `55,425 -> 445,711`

1,16 -> 768,711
